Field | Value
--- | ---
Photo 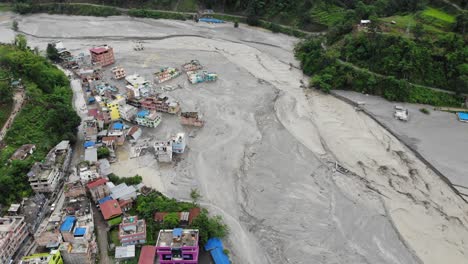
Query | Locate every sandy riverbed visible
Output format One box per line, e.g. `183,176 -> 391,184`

1,12 -> 467,264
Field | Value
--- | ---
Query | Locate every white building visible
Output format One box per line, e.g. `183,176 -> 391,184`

0,216 -> 28,264
154,141 -> 173,162
119,104 -> 138,122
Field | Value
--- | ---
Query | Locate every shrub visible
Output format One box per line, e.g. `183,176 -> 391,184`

234,21 -> 239,28
419,108 -> 430,114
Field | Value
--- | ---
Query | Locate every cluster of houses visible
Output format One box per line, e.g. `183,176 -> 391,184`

0,42 -> 225,264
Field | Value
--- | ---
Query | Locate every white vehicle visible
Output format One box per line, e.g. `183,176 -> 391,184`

394,106 -> 409,121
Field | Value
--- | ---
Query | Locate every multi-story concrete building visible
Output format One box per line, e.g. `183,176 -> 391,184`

155,229 -> 199,264
119,216 -> 146,246
27,141 -> 71,194
0,216 -> 29,264
140,95 -> 180,114
34,213 -> 63,248
86,178 -> 110,203
135,110 -> 162,128
21,250 -> 63,264
89,45 -> 115,67
154,140 -> 173,163
107,101 -> 121,121
59,242 -> 93,264
119,104 -> 138,122
171,133 -> 186,154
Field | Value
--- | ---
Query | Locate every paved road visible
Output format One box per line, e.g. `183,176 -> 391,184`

0,88 -> 25,141
92,206 -> 112,264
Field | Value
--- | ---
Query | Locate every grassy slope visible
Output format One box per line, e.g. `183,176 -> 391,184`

380,6 -> 455,37
0,102 -> 13,129
0,3 -> 11,12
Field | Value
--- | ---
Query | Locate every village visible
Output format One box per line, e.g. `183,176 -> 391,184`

0,41 -> 229,264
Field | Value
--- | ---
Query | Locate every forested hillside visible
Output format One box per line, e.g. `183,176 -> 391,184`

0,36 -> 80,206
294,0 -> 467,106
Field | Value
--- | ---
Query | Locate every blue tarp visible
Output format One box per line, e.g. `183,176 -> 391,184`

88,97 -> 95,103
205,238 -> 230,264
113,123 -> 124,130
84,141 -> 95,148
457,112 -> 468,121
210,248 -> 230,264
98,196 -> 112,205
137,110 -> 149,118
74,227 -> 87,236
173,228 -> 183,237
60,216 -> 76,232
199,18 -> 225,23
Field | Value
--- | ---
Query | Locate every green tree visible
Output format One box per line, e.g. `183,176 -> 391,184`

453,13 -> 467,34
12,20 -> 18,31
190,209 -> 229,244
163,212 -> 180,229
14,34 -> 27,51
413,23 -> 424,40
190,188 -> 201,205
97,147 -> 111,159
46,43 -> 60,62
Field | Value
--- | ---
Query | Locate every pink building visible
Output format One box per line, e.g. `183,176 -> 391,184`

90,46 -> 115,67
119,216 -> 146,246
156,229 -> 199,264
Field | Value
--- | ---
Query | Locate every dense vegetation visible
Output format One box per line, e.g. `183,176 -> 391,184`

136,191 -> 228,244
127,8 -> 189,20
13,2 -> 121,16
108,173 -> 143,186
0,37 -> 80,206
294,0 -> 466,106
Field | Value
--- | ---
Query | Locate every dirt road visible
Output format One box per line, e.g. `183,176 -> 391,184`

0,89 -> 25,141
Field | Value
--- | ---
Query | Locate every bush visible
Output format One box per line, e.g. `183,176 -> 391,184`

234,21 -> 239,28
419,108 -> 430,114
128,9 -> 189,20
13,3 -> 121,17
97,147 -> 110,159
108,173 -> 143,185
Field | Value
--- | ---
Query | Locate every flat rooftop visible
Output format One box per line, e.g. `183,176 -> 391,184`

119,217 -> 145,236
156,229 -> 199,248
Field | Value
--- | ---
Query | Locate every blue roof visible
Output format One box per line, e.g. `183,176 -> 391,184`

205,238 -> 223,251
113,123 -> 124,130
205,238 -> 230,264
199,18 -> 225,23
210,248 -> 230,264
99,196 -> 112,204
457,112 -> 468,121
173,228 -> 183,238
84,141 -> 95,148
60,216 -> 76,232
74,227 -> 87,236
137,110 -> 149,118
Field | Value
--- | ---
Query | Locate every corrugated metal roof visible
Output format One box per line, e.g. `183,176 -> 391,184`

60,216 -> 76,232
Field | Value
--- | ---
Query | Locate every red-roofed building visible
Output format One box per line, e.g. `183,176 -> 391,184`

138,246 -> 156,264
87,178 -> 110,202
100,199 -> 122,226
90,45 -> 115,67
119,199 -> 133,212
88,109 -> 99,118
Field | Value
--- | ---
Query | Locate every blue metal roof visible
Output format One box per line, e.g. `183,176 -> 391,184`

84,141 -> 95,148
137,110 -> 149,118
210,248 -> 230,264
199,18 -> 225,23
60,216 -> 76,232
205,238 -> 230,264
74,227 -> 87,236
172,228 -> 183,237
457,112 -> 468,121
113,123 -> 124,130
99,196 -> 113,205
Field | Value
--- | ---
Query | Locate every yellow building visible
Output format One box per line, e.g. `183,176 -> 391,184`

21,250 -> 63,264
106,96 -> 125,121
